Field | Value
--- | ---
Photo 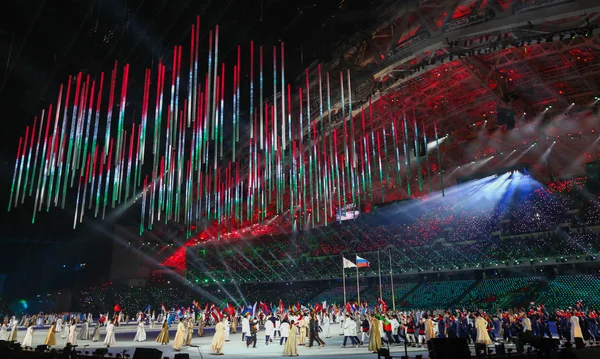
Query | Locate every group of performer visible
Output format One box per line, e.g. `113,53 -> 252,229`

1,302 -> 596,356
0,313 -> 133,349
151,310 -> 327,355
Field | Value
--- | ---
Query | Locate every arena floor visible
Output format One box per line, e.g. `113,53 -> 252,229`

21,323 -> 517,359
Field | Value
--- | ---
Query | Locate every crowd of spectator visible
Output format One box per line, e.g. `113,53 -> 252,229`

184,177 -> 599,283
70,274 -> 600,316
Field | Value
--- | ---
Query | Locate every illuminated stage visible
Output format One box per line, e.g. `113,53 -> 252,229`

22,323 -> 441,359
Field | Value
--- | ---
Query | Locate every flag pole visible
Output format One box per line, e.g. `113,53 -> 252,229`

378,250 -> 382,300
389,248 -> 395,311
342,256 -> 347,305
355,258 -> 360,304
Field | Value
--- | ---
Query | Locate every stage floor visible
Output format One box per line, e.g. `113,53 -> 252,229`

22,323 -> 516,359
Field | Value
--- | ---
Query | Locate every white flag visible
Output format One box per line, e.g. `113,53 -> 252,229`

343,257 -> 357,268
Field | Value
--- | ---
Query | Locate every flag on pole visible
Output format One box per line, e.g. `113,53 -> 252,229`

356,255 -> 370,268
210,305 -> 222,322
343,257 -> 357,268
378,298 -> 387,312
260,302 -> 271,315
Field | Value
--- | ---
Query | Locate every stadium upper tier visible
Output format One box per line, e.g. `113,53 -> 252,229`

185,176 -> 600,284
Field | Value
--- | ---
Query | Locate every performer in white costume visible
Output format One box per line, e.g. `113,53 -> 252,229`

104,320 -> 116,347
134,320 -> 147,342
22,323 -> 34,348
66,319 -> 77,345
0,320 -> 8,341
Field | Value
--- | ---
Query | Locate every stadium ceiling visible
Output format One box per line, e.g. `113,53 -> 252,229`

317,0 -> 600,130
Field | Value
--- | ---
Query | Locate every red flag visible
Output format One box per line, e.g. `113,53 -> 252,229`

210,305 -> 222,322
260,302 -> 271,315
279,299 -> 284,313
346,302 -> 351,313
228,303 -> 235,317
378,298 -> 387,312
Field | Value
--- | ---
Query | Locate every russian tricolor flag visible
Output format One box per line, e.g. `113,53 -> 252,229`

356,255 -> 370,268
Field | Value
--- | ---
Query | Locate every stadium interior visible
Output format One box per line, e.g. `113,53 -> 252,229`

2,0 -> 600,358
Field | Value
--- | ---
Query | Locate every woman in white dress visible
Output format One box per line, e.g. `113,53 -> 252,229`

475,313 -> 492,345
22,323 -> 34,348
104,319 -> 116,347
91,322 -> 101,342
224,316 -> 231,342
0,319 -> 8,340
62,319 -> 70,339
36,314 -> 44,327
150,313 -> 156,329
77,317 -> 90,340
56,318 -> 63,337
8,319 -> 18,342
67,319 -> 78,345
323,313 -> 331,338
134,320 -> 146,342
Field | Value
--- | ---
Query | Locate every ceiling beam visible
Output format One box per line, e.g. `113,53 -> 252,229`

549,41 -> 600,94
489,0 -> 506,14
439,0 -> 463,33
415,9 -> 437,34
460,56 -> 507,104
373,0 -> 600,79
